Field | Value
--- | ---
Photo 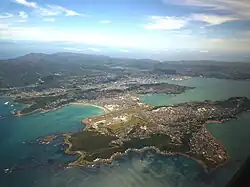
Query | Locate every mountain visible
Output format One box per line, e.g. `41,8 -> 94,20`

1,52 -> 250,88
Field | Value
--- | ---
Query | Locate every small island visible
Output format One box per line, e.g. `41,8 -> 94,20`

64,97 -> 250,169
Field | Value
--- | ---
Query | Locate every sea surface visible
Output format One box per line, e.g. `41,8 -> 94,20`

141,77 -> 250,105
1,77 -> 250,187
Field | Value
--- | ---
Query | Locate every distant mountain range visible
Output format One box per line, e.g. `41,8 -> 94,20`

0,52 -> 250,88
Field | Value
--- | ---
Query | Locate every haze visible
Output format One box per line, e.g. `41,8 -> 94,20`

0,0 -> 250,61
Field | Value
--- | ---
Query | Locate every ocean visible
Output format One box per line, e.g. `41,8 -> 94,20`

1,77 -> 250,187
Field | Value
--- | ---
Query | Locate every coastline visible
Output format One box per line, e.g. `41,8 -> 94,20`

16,98 -> 243,172
63,137 -> 210,173
14,101 -> 108,117
62,118 -> 232,172
70,102 -> 110,113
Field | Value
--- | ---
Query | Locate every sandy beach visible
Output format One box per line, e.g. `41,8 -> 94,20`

70,102 -> 110,113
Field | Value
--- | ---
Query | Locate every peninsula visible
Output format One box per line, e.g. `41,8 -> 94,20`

65,97 -> 250,169
2,53 -> 250,171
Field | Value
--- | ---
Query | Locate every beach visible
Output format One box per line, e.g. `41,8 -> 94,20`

71,102 -> 110,114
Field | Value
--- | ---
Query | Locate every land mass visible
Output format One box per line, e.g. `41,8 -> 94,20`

1,53 -> 250,90
2,52 -> 250,116
12,82 -> 193,115
2,53 -> 250,171
65,97 -> 250,169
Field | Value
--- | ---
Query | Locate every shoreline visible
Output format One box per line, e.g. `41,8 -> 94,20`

16,98 -> 245,172
63,118 -> 233,172
14,101 -> 108,117
63,137 -> 210,172
70,102 -> 110,113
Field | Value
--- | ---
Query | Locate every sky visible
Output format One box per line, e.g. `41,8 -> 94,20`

0,0 -> 250,61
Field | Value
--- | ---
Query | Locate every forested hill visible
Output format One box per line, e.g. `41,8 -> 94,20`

1,52 -> 250,88
0,53 -> 113,88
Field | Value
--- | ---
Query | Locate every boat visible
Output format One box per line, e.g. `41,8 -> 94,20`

4,101 -> 9,105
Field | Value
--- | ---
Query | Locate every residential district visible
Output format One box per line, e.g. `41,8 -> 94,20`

2,74 -> 250,170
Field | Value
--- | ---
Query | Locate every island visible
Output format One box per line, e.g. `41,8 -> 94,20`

64,97 -> 250,169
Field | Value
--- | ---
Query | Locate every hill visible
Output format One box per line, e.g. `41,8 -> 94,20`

1,52 -> 250,88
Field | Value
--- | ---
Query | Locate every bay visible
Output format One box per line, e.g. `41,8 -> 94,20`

0,100 -> 104,187
141,77 -> 250,105
1,77 -> 250,187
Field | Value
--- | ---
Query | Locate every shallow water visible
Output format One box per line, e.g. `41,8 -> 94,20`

206,112 -> 250,187
141,77 -> 250,105
1,77 -> 250,187
0,100 -> 104,186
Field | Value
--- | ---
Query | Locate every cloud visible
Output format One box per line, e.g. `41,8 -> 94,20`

19,11 -> 28,19
2,22 -> 249,53
65,10 -> 81,16
0,13 -> 14,19
14,0 -> 82,17
144,13 -> 238,31
100,20 -> 111,24
163,0 -> 250,19
120,49 -> 129,53
200,50 -> 209,53
201,38 -> 250,52
190,13 -> 238,25
15,0 -> 38,8
38,7 -> 59,16
38,5 -> 82,17
0,12 -> 28,26
244,30 -> 250,36
44,5 -> 81,16
87,47 -> 101,52
0,24 -> 9,28
43,18 -> 55,22
0,26 -> 148,48
64,47 -> 83,52
0,26 -> 49,37
144,16 -> 187,30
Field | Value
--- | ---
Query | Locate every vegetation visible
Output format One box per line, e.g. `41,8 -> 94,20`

15,94 -> 68,114
69,131 -> 185,163
108,115 -> 149,133
1,53 -> 250,88
126,83 -> 193,94
70,131 -> 118,152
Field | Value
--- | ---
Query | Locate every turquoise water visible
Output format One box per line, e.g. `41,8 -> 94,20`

1,77 -> 250,187
142,77 -> 250,105
0,95 -> 210,187
206,113 -> 250,187
0,100 -> 104,186
141,77 -> 250,187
